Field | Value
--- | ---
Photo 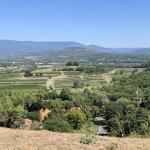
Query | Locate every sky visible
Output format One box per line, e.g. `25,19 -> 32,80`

0,0 -> 150,47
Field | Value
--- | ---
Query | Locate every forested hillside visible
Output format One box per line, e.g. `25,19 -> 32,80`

0,68 -> 150,137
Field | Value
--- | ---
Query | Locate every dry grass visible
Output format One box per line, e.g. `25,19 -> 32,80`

0,127 -> 150,150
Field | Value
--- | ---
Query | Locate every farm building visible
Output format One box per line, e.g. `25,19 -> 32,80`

94,117 -> 107,136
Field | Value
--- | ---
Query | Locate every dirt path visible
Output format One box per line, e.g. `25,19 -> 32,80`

46,71 -> 66,89
80,74 -> 84,80
46,69 -> 117,90
102,69 -> 118,83
46,78 -> 54,89
102,74 -> 113,83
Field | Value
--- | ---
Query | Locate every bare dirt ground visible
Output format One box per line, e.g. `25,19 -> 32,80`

102,74 -> 112,83
102,69 -> 118,83
46,71 -> 66,89
0,127 -> 150,150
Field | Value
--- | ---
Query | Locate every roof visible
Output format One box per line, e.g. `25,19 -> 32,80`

94,117 -> 105,122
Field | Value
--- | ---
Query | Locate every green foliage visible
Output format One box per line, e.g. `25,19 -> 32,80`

66,60 -> 79,66
0,68 -> 150,137
49,99 -> 63,110
67,110 -> 86,129
80,134 -> 96,144
24,69 -> 33,77
60,88 -> 74,101
30,121 -> 41,130
62,68 -> 74,71
63,101 -> 74,110
27,111 -> 39,121
14,105 -> 27,118
107,117 -> 123,136
141,61 -> 150,68
76,65 -> 111,74
106,143 -> 118,150
73,80 -> 84,88
104,70 -> 150,136
43,113 -> 73,132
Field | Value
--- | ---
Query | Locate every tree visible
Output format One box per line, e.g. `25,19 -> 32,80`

44,113 -> 72,132
67,110 -> 86,129
138,122 -> 150,135
47,90 -> 59,99
24,69 -> 33,77
63,101 -> 74,110
60,88 -> 74,101
133,108 -> 150,135
66,60 -> 79,66
73,80 -> 84,88
107,117 -> 123,136
49,99 -> 63,111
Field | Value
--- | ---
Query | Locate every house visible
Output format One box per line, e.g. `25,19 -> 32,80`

94,117 -> 107,136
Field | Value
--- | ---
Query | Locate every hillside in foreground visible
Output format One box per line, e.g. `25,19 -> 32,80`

0,128 -> 150,150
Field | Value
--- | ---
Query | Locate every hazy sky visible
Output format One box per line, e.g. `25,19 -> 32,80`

0,0 -> 150,47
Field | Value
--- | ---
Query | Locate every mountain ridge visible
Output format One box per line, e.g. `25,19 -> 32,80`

0,39 -> 150,56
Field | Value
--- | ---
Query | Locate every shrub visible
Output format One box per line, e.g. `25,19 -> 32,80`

73,80 -> 84,88
138,122 -> 150,135
80,134 -> 96,144
106,117 -> 123,136
27,111 -> 39,121
67,110 -> 86,129
24,69 -> 33,77
30,121 -> 41,130
62,68 -> 74,71
49,86 -> 53,90
66,60 -> 79,66
60,88 -> 74,101
63,101 -> 74,110
43,114 -> 73,132
106,143 -> 118,150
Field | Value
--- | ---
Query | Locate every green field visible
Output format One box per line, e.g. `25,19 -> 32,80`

63,71 -> 82,76
0,72 -> 22,79
55,78 -> 76,89
0,84 -> 44,92
0,67 -> 137,93
0,71 -> 46,92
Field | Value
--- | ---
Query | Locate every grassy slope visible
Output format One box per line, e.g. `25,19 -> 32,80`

0,128 -> 149,150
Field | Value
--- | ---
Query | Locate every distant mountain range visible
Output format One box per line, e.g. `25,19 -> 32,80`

0,40 -> 149,56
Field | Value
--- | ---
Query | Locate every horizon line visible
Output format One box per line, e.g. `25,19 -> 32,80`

0,39 -> 150,49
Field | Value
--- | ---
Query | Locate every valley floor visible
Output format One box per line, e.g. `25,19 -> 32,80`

0,128 -> 149,150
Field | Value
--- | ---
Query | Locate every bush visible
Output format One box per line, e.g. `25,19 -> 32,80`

63,101 -> 74,110
138,122 -> 150,135
80,134 -> 96,144
43,114 -> 73,132
73,80 -> 84,88
62,68 -> 74,71
60,88 -> 74,101
24,69 -> 33,77
66,60 -> 79,66
67,110 -> 86,129
106,143 -> 118,150
30,121 -> 41,130
107,117 -> 123,136
27,111 -> 39,121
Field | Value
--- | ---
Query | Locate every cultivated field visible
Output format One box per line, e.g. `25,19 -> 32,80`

0,127 -> 149,150
0,71 -> 46,92
0,67 -> 137,92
